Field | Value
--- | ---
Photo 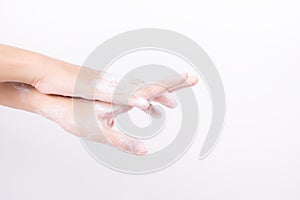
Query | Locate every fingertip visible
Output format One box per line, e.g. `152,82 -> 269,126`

134,141 -> 148,155
122,140 -> 148,155
164,93 -> 178,108
181,72 -> 188,80
187,75 -> 199,86
154,93 -> 178,109
108,118 -> 114,127
166,101 -> 178,109
103,127 -> 148,155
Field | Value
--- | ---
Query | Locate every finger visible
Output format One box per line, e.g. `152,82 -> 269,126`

152,75 -> 198,108
170,74 -> 198,91
151,75 -> 198,109
94,101 -> 128,119
128,95 -> 150,110
159,73 -> 188,90
153,93 -> 178,108
143,103 -> 162,118
136,73 -> 188,103
107,118 -> 114,127
95,74 -> 150,110
102,126 -> 148,155
137,73 -> 188,100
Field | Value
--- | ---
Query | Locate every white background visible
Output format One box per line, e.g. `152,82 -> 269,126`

1,0 -> 300,199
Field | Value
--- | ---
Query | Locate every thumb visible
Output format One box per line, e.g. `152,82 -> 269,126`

101,126 -> 148,155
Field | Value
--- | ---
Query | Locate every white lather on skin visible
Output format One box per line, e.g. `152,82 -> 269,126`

11,83 -> 31,104
37,104 -> 69,127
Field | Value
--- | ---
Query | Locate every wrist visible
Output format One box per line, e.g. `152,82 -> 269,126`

0,44 -> 44,85
32,55 -> 81,96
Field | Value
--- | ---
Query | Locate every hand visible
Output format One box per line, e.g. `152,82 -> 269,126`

33,65 -> 197,110
0,75 -> 197,155
0,44 -> 197,110
0,44 -> 199,155
0,83 -> 148,154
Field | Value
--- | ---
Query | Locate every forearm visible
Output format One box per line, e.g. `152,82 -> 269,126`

0,82 -> 74,131
0,44 -> 81,89
0,82 -> 42,113
0,44 -> 44,84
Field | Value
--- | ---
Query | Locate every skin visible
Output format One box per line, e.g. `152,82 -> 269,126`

0,44 -> 198,154
0,44 -> 194,109
0,82 -> 148,154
